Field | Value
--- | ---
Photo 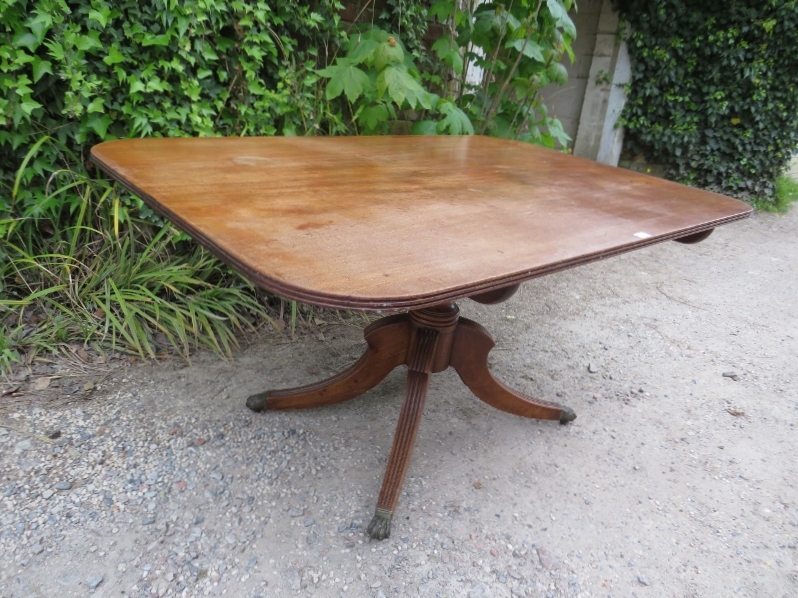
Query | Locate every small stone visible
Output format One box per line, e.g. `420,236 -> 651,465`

722,371 -> 739,381
587,362 -> 598,374
490,548 -> 498,556
288,508 -> 304,517
0,428 -> 8,436
469,582 -> 492,598
370,581 -> 381,588
55,482 -> 72,491
14,439 -> 32,454
512,587 -> 527,597
226,534 -> 237,545
142,516 -> 155,525
55,573 -> 80,586
31,544 -> 44,555
637,575 -> 649,586
86,575 -> 104,590
536,547 -> 561,571
304,518 -> 315,527
42,489 -> 54,499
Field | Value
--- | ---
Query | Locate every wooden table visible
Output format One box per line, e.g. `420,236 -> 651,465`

91,136 -> 751,539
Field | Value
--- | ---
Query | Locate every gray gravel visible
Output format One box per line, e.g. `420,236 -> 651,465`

1,208 -> 797,597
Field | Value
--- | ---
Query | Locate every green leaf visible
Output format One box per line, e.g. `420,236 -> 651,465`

359,104 -> 389,131
103,46 -> 125,66
19,99 -> 42,116
446,49 -> 464,75
347,38 -> 380,65
85,114 -> 113,137
142,33 -> 172,47
432,37 -> 454,60
88,7 -> 110,29
87,97 -> 105,113
31,58 -> 53,83
129,78 -> 145,94
509,38 -> 545,62
373,40 -> 405,70
430,0 -> 455,21
376,65 -> 430,110
13,32 -> 40,52
545,0 -> 577,39
437,100 -> 474,135
319,61 -> 371,103
411,120 -> 439,135
547,62 -> 568,85
74,34 -> 100,52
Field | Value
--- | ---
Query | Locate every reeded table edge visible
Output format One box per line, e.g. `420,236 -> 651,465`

91,147 -> 753,311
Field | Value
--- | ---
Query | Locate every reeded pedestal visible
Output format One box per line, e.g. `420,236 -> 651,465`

246,299 -> 575,540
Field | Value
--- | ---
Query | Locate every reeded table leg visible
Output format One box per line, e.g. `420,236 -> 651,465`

367,328 -> 439,540
451,318 -> 576,424
246,302 -> 575,541
246,314 -> 409,411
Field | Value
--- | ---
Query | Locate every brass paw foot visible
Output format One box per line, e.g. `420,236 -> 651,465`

559,406 -> 577,424
245,392 -> 269,412
366,508 -> 393,540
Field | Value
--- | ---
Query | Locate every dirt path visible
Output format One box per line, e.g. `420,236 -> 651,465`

1,207 -> 796,598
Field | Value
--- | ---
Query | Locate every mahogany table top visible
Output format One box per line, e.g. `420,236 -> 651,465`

91,136 -> 751,310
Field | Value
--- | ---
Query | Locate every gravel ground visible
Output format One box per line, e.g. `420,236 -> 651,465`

1,207 -> 797,598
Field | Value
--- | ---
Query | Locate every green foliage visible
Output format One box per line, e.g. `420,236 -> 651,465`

615,0 -> 798,205
0,0 -> 577,370
753,174 -> 798,213
319,1 -> 577,144
429,0 -> 576,147
2,139 -> 268,365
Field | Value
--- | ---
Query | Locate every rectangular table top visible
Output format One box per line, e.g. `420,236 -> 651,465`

91,136 -> 751,310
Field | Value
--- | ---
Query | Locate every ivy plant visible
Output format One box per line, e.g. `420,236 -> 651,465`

615,0 -> 798,204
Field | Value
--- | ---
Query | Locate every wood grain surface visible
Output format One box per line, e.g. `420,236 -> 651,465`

91,136 -> 751,310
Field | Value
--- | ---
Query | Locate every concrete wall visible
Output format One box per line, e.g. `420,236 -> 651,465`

538,0 -> 629,165
538,0 -> 604,144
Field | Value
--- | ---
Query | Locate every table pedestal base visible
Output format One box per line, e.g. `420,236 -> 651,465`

246,303 -> 575,539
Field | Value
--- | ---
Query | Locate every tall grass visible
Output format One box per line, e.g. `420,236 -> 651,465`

1,138 -> 269,373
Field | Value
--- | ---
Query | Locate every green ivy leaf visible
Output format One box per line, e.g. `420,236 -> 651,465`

129,78 -> 145,94
87,97 -> 105,114
103,46 -> 125,66
85,114 -> 113,137
20,100 -> 43,116
13,32 -> 40,52
142,33 -> 172,47
31,58 -> 53,83
88,7 -> 110,29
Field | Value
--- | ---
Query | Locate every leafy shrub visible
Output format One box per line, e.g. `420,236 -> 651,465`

615,0 -> 798,204
0,0 -> 575,370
